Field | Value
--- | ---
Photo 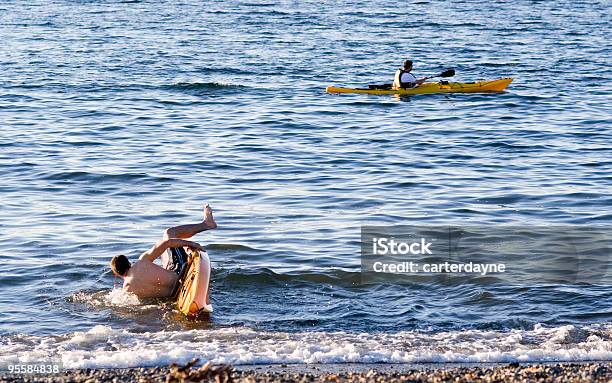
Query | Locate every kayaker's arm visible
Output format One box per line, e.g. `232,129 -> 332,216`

139,238 -> 203,262
400,78 -> 427,89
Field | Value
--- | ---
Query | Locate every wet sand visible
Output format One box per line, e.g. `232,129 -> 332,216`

2,361 -> 611,382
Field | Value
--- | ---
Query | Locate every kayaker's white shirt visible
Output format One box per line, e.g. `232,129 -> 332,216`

400,72 -> 417,83
393,69 -> 417,88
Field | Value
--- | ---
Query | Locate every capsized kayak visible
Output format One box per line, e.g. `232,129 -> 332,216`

326,78 -> 513,95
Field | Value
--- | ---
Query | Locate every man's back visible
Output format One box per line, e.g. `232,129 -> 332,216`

124,260 -> 178,298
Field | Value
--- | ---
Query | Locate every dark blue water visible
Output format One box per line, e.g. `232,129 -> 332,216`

0,0 -> 610,367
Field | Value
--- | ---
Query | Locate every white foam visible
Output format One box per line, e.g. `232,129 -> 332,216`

105,289 -> 141,306
70,289 -> 140,307
70,289 -> 161,311
1,324 -> 610,369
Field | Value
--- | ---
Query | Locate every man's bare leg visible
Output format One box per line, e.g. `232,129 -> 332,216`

163,204 -> 217,239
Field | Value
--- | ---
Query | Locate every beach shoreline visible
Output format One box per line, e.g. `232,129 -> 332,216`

2,361 -> 610,382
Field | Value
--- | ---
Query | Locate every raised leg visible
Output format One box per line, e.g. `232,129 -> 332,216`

164,204 -> 217,239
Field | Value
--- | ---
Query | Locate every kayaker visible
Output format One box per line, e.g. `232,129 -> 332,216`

393,60 -> 427,89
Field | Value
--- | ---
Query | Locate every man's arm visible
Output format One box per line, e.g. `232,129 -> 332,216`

139,238 -> 204,262
415,78 -> 427,86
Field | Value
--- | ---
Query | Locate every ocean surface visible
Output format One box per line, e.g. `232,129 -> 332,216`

1,0 -> 611,369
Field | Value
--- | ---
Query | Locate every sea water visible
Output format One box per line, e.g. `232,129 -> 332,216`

0,0 -> 610,368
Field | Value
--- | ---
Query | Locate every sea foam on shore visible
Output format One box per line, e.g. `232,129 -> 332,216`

1,323 -> 610,369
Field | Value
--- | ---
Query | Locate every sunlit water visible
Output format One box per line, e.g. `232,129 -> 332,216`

0,0 -> 610,368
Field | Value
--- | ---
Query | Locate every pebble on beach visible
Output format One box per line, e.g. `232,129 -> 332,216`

1,361 -> 611,383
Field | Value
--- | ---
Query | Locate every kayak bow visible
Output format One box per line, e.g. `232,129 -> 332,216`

326,78 -> 513,96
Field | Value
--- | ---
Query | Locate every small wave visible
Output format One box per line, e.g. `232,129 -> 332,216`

477,141 -> 550,151
215,267 -> 361,287
167,82 -> 246,91
240,2 -> 277,7
38,171 -> 174,184
206,244 -> 259,251
1,324 -> 610,368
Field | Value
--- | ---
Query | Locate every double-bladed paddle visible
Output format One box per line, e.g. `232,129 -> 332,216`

423,68 -> 455,81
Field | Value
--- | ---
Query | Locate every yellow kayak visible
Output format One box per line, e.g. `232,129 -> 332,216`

326,78 -> 513,96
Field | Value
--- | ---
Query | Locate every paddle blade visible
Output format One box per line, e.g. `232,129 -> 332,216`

440,69 -> 455,78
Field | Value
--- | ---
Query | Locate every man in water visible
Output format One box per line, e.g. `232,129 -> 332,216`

393,60 -> 427,89
110,204 -> 217,299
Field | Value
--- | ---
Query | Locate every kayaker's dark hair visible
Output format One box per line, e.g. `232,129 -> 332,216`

110,254 -> 131,277
403,60 -> 413,69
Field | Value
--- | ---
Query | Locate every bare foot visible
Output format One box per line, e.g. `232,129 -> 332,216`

203,204 -> 217,229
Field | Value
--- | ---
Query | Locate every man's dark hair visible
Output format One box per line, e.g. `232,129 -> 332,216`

110,255 -> 131,276
403,60 -> 413,69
